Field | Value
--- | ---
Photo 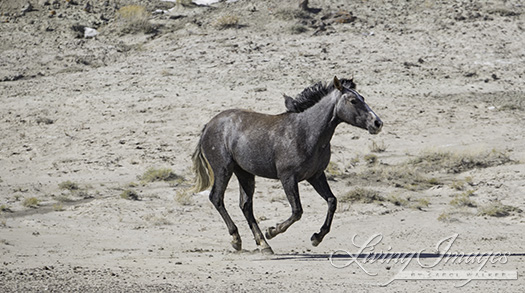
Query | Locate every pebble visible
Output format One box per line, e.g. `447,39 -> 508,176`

84,27 -> 98,38
21,2 -> 33,14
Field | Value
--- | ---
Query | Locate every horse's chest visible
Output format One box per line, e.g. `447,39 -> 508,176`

296,144 -> 331,180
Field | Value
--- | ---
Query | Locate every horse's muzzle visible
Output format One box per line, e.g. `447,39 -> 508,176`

368,118 -> 383,134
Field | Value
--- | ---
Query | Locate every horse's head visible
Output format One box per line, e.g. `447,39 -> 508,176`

333,76 -> 383,134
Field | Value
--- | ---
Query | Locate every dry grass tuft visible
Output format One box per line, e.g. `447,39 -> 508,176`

215,15 -> 240,29
290,24 -> 308,34
58,180 -> 79,191
58,181 -> 92,199
412,198 -> 430,210
339,187 -> 383,204
120,189 -> 140,201
0,204 -> 11,212
437,212 -> 452,222
22,197 -> 40,208
175,0 -> 193,6
386,194 -> 409,207
364,154 -> 378,165
450,180 -> 465,190
358,164 -> 440,191
409,149 -> 512,174
175,190 -> 192,206
450,191 -> 477,208
340,188 -> 429,210
55,194 -> 74,203
478,201 -> 522,217
53,203 -> 65,211
117,5 -> 155,34
354,149 -> 509,192
141,168 -> 184,184
143,214 -> 172,226
127,182 -> 139,188
369,140 -> 387,153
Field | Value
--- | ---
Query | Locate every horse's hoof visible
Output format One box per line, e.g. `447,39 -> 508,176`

231,240 -> 242,251
265,227 -> 276,239
260,246 -> 274,255
311,233 -> 321,247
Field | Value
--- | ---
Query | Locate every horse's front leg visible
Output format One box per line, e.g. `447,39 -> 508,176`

307,172 -> 337,246
265,176 -> 303,240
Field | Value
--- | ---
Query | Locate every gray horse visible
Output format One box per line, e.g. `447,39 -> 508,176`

192,76 -> 383,254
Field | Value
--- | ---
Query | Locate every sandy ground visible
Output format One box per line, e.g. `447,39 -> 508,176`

1,0 -> 525,291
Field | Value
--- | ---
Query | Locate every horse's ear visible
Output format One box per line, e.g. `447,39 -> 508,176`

333,76 -> 343,92
348,78 -> 356,89
284,94 -> 298,112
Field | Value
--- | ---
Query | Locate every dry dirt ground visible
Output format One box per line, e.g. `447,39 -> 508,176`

1,0 -> 525,291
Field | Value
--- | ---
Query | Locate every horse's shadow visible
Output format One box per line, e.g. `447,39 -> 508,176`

269,252 -> 525,261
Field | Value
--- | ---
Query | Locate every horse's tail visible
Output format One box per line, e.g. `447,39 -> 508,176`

191,129 -> 214,193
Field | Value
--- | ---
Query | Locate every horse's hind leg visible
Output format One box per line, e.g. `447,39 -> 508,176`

307,172 -> 337,247
209,168 -> 242,251
235,168 -> 274,255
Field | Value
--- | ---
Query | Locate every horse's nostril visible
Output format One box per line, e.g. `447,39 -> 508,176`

375,120 -> 383,128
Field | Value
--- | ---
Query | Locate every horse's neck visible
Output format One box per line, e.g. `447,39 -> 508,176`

297,92 -> 340,149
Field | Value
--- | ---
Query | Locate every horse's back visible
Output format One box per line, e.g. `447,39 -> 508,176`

201,109 -> 287,179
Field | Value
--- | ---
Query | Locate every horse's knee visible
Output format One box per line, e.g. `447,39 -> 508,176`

328,197 -> 337,212
292,207 -> 303,221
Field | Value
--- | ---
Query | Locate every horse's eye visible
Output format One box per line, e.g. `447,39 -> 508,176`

350,99 -> 357,105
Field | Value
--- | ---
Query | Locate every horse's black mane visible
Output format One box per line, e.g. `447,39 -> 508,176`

284,78 -> 356,113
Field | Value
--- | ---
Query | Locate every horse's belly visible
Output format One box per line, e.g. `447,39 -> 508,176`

233,147 -> 279,179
